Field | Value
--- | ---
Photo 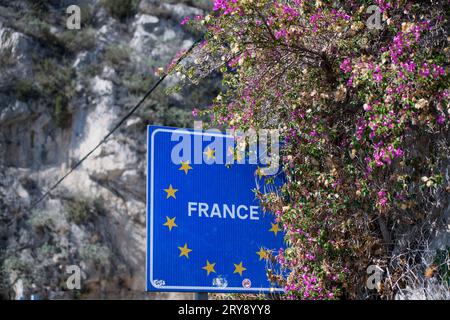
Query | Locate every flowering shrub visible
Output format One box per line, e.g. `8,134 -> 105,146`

175,0 -> 450,299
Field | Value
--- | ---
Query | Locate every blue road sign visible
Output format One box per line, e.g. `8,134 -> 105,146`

146,125 -> 285,293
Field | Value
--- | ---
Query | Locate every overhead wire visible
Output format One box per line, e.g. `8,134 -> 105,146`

30,34 -> 204,209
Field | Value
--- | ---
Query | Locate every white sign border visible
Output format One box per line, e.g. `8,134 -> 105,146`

146,127 -> 284,293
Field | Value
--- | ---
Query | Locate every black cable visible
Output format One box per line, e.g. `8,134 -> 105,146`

30,35 -> 204,209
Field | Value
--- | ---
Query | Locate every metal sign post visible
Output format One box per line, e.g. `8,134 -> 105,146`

194,292 -> 208,300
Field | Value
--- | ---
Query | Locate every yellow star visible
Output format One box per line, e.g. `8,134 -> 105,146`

179,161 -> 192,174
256,247 -> 268,261
163,216 -> 177,231
233,261 -> 247,276
269,222 -> 281,236
256,167 -> 266,179
178,243 -> 192,258
202,260 -> 216,276
164,184 -> 178,199
204,147 -> 216,160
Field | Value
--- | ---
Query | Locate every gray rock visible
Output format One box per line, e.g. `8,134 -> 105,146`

0,0 -> 204,300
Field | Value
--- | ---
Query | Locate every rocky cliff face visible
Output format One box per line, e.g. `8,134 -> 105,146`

0,0 -> 216,299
